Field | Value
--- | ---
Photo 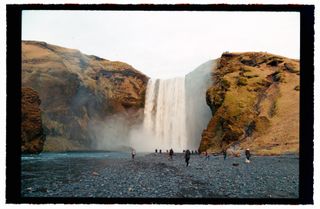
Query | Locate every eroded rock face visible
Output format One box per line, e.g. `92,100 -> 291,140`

21,87 -> 46,154
200,52 -> 300,155
22,41 -> 149,151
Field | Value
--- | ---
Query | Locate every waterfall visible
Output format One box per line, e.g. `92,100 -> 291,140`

130,60 -> 217,152
143,77 -> 188,151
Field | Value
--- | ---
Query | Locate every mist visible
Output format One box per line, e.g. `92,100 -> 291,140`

129,124 -> 157,152
89,114 -> 159,153
88,115 -> 133,151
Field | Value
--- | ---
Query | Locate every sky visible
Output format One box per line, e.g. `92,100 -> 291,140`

22,10 -> 300,78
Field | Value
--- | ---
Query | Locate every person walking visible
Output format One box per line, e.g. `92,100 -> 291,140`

205,150 -> 210,161
245,148 -> 251,163
131,149 -> 136,160
185,149 -> 191,167
223,149 -> 227,160
169,148 -> 174,160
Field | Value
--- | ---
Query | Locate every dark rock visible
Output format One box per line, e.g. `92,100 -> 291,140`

241,59 -> 257,67
237,76 -> 248,86
284,63 -> 299,73
268,71 -> 283,82
267,59 -> 283,66
21,87 -> 46,154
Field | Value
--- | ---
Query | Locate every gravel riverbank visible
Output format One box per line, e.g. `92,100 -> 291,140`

21,152 -> 299,199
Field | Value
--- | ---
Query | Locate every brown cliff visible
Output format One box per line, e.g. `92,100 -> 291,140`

200,52 -> 299,155
22,41 -> 149,151
21,87 -> 46,153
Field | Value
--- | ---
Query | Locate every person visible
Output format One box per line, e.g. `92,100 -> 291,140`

205,150 -> 210,161
191,150 -> 194,154
131,149 -> 136,160
169,148 -> 174,160
245,148 -> 251,162
185,149 -> 191,166
223,149 -> 227,160
159,149 -> 162,154
155,149 -> 158,153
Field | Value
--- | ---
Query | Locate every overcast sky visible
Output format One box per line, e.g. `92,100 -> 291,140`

22,10 -> 300,78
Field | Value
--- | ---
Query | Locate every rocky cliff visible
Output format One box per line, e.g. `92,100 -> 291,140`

199,52 -> 299,155
22,41 -> 148,151
21,87 -> 46,153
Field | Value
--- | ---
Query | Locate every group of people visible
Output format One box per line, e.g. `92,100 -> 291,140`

131,147 -> 252,166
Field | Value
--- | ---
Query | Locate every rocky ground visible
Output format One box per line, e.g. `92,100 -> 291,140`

21,152 -> 299,199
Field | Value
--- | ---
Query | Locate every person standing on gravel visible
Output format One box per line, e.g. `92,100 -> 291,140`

205,151 -> 210,161
245,148 -> 251,162
169,148 -> 174,160
223,149 -> 227,160
185,149 -> 191,166
131,149 -> 136,160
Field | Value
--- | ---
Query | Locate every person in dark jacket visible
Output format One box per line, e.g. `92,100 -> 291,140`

245,148 -> 251,161
223,149 -> 227,160
169,148 -> 174,160
185,149 -> 191,167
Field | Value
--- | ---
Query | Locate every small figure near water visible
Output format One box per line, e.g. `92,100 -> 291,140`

155,149 -> 158,153
159,149 -> 162,154
185,149 -> 191,167
131,149 -> 136,160
223,149 -> 227,160
205,151 -> 210,161
245,148 -> 251,163
169,148 -> 174,160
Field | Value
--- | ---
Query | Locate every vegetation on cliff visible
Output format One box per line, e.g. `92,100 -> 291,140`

22,41 -> 149,151
200,52 -> 299,155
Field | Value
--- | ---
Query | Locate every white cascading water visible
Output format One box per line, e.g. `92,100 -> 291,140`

143,77 -> 188,151
130,59 -> 217,152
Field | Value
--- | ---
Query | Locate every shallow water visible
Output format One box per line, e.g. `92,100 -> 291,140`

21,151 -> 142,195
22,151 -> 132,161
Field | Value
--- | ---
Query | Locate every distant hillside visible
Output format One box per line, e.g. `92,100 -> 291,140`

22,41 -> 149,151
200,52 -> 299,155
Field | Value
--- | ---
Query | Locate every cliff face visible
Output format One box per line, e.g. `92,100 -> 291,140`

200,52 -> 299,155
185,60 -> 217,149
22,41 -> 148,151
21,87 -> 46,154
